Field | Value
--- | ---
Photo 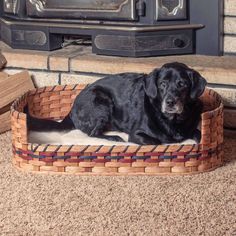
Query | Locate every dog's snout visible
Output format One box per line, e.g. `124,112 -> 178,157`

166,98 -> 175,107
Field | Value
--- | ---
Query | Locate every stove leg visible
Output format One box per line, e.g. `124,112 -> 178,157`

0,22 -> 63,51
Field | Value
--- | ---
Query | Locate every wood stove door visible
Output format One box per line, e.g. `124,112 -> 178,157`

26,0 -> 136,21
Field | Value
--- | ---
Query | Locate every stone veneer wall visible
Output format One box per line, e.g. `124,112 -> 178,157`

224,0 -> 236,55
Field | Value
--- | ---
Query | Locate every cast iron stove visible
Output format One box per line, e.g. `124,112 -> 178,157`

0,0 -> 223,57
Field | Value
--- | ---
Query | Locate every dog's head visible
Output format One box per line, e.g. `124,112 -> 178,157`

145,62 -> 207,115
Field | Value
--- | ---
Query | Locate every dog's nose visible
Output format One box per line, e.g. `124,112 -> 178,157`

166,98 -> 175,107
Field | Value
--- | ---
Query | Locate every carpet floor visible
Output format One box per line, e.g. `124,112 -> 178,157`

0,132 -> 235,236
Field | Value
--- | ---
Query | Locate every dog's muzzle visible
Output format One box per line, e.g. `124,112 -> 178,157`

161,97 -> 183,114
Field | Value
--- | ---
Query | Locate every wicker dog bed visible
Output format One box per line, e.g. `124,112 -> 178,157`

11,84 -> 223,175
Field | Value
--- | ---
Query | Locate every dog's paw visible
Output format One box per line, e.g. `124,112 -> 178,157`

173,133 -> 184,142
106,135 -> 125,142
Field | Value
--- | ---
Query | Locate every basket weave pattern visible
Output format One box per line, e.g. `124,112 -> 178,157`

11,85 -> 224,175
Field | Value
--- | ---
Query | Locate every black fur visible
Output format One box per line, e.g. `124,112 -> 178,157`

27,62 -> 207,145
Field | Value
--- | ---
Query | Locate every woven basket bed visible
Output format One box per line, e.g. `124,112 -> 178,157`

11,84 -> 224,175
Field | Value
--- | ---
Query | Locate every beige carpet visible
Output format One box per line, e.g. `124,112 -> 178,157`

0,132 -> 235,236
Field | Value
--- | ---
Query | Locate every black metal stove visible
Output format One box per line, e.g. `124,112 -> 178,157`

0,0 -> 223,57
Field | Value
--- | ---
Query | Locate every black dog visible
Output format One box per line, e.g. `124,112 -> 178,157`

27,62 -> 207,145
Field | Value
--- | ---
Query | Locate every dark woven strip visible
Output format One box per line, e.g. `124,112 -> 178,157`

49,86 -> 56,92
20,149 -> 34,155
95,145 -> 104,152
150,145 -> 158,152
109,145 -> 116,153
79,156 -> 97,160
105,156 -> 123,160
94,153 -> 110,157
16,152 -> 33,161
80,145 -> 90,153
132,156 -> 150,160
209,149 -> 217,155
92,145 -> 116,156
163,145 -> 170,153
159,155 -> 176,160
72,84 -> 78,90
30,154 -> 44,159
37,155 -> 50,159
65,145 -> 74,154
123,146 -> 130,153
13,145 -> 220,162
185,153 -> 201,158
53,155 -> 71,160
54,145 -> 62,153
32,144 -> 40,153
175,145 -> 185,153
136,146 -> 142,153
188,145 -> 197,153
62,85 -> 67,91
15,150 -> 22,155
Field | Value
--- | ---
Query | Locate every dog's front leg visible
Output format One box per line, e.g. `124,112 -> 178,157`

128,131 -> 161,145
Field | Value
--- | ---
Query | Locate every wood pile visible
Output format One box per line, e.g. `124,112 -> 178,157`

0,53 -> 34,133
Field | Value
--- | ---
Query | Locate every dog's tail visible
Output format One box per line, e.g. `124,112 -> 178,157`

24,106 -> 75,131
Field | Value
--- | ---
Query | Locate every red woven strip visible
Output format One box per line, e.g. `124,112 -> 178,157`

145,158 -> 162,163
65,152 -> 82,156
39,152 -> 57,157
201,150 -> 210,155
20,156 -> 33,161
119,159 -> 135,163
20,149 -> 34,155
42,158 -> 55,163
172,152 -> 188,156
172,158 -> 190,163
94,159 -> 108,163
119,153 -> 136,157
198,156 -> 211,161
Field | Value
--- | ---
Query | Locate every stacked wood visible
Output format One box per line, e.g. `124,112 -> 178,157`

0,71 -> 35,133
208,85 -> 236,138
0,53 -> 7,69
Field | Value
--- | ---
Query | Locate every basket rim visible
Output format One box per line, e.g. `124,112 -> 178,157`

11,84 -> 224,151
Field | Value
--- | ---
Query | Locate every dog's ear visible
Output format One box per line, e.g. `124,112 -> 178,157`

144,68 -> 160,99
187,69 -> 207,100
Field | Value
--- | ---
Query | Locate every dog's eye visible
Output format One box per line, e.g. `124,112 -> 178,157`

177,81 -> 186,88
160,81 -> 167,88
